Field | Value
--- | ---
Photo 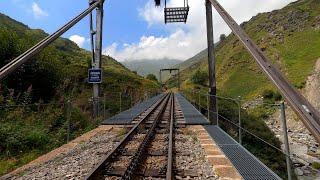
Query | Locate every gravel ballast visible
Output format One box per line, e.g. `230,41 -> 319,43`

7,129 -> 119,180
175,129 -> 218,180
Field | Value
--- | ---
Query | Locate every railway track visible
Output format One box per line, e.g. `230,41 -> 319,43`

86,93 -> 175,180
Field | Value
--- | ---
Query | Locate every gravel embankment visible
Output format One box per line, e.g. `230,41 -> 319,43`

7,129 -> 119,180
3,127 -> 218,179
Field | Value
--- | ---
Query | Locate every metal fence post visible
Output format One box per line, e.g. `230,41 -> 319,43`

66,100 -> 71,143
216,96 -> 219,126
207,93 -> 210,119
103,94 -> 106,119
192,89 -> 195,104
238,96 -> 242,144
119,92 -> 122,113
280,101 -> 292,180
198,91 -> 201,110
97,97 -> 100,117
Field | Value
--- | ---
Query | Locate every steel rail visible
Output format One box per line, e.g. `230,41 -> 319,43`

123,93 -> 172,179
0,0 -> 103,80
208,0 -> 320,143
166,93 -> 174,179
85,93 -> 169,180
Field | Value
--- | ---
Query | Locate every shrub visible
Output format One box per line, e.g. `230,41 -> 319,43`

146,74 -> 158,82
312,162 -> 320,170
262,89 -> 282,102
262,89 -> 274,99
25,129 -> 49,150
190,70 -> 207,86
220,34 -> 226,42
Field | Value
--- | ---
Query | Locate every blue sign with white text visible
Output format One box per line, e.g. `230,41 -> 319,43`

88,69 -> 102,83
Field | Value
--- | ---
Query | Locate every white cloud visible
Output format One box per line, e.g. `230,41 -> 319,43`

32,2 -> 48,19
104,30 -> 197,61
104,0 -> 297,61
103,43 -> 118,56
69,35 -> 86,48
138,0 -> 163,26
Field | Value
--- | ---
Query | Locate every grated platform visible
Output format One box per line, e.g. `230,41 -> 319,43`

204,125 -> 282,180
175,93 -> 210,125
102,94 -> 164,125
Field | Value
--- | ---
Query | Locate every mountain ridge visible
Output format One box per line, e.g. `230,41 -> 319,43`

122,59 -> 182,79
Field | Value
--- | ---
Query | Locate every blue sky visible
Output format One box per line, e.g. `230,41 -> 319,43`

0,0 -> 167,49
0,0 -> 296,61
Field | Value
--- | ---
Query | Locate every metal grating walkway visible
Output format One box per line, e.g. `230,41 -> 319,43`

175,93 -> 210,125
204,125 -> 282,180
102,94 -> 164,125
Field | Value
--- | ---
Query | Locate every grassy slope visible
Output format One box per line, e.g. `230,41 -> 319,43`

0,13 -> 159,175
169,0 -> 320,99
167,0 -> 320,178
0,12 -> 159,104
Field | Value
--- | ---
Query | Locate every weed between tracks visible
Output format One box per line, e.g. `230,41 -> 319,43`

116,128 -> 129,139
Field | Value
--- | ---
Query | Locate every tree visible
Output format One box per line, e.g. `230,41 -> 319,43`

190,70 -> 207,86
219,34 -> 226,42
146,74 -> 158,82
0,29 -> 19,66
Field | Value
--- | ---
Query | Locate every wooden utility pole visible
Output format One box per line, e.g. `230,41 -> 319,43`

205,0 -> 217,124
92,0 -> 104,117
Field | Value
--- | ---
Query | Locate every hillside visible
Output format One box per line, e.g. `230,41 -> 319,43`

169,0 -> 320,99
0,13 -> 159,175
172,49 -> 207,71
122,59 -> 181,80
166,0 -> 320,178
0,12 -> 159,103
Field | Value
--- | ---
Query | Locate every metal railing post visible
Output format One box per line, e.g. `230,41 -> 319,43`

238,96 -> 242,144
237,96 -> 242,144
280,101 -> 292,180
207,93 -> 210,119
192,89 -> 195,104
119,92 -> 122,113
198,91 -> 201,110
103,94 -> 106,119
216,96 -> 219,126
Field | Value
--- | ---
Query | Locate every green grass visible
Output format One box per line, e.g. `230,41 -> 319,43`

219,64 -> 270,98
312,162 -> 320,170
0,151 -> 40,175
169,0 -> 320,100
276,30 -> 320,87
0,12 -> 160,176
168,2 -> 320,179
